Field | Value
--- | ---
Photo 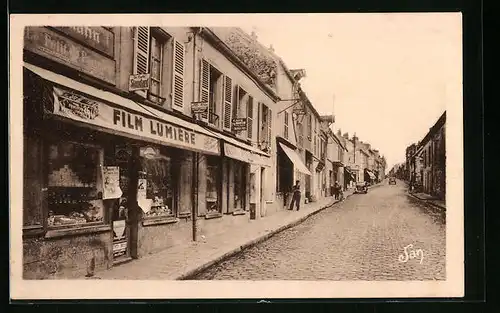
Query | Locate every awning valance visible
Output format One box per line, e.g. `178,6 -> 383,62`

24,63 -> 221,155
366,170 -> 376,180
279,143 -> 312,176
224,142 -> 271,167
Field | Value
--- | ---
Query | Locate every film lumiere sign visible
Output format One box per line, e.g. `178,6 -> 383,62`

51,87 -> 221,155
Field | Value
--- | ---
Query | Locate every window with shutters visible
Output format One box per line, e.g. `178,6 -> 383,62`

260,104 -> 269,150
247,96 -> 254,139
308,113 -> 312,139
133,27 -> 171,105
171,39 -> 185,111
208,64 -> 222,128
284,111 -> 289,139
268,109 -> 272,152
232,86 -> 247,135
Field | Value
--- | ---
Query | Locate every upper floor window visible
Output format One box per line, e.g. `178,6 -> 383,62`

259,103 -> 272,152
308,114 -> 312,139
284,111 -> 289,139
208,64 -> 222,128
133,27 -> 174,106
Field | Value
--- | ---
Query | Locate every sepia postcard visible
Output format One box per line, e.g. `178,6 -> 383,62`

9,13 -> 464,299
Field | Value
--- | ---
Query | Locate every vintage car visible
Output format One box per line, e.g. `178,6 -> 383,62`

389,177 -> 397,185
354,182 -> 368,194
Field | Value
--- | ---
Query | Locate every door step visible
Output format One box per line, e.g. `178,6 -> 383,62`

113,256 -> 133,266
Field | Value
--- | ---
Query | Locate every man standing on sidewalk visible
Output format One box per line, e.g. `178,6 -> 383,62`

289,180 -> 301,211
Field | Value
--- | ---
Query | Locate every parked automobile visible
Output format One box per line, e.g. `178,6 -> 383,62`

389,177 -> 396,185
354,182 -> 368,194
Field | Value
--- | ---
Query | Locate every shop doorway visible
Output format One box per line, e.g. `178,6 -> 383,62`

111,145 -> 135,264
233,161 -> 247,211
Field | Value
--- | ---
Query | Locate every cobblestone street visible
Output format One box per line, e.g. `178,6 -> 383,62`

193,182 -> 446,281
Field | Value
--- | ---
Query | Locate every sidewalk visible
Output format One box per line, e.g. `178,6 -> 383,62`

93,188 -> 356,280
408,192 -> 446,210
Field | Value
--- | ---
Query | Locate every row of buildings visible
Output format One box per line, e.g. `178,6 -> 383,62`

21,26 -> 386,278
397,111 -> 446,200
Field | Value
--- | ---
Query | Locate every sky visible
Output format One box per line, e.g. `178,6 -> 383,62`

240,13 -> 462,171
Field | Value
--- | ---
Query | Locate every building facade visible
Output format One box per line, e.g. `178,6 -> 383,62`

414,112 -> 446,200
22,26 -> 280,279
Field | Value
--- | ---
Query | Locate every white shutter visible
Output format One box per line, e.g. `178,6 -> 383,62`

267,108 -> 272,152
199,59 -> 210,122
133,27 -> 150,98
172,39 -> 185,111
223,76 -> 232,131
247,96 -> 253,139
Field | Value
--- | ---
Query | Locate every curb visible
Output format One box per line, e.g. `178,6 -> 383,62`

177,196 -> 351,280
406,192 -> 446,211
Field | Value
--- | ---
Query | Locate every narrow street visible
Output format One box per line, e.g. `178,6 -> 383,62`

192,181 -> 446,281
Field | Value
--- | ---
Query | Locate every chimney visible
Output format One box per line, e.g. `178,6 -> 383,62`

343,132 -> 349,139
337,129 -> 342,137
269,44 -> 275,53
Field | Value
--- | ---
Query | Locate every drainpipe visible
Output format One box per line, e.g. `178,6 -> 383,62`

191,28 -> 200,242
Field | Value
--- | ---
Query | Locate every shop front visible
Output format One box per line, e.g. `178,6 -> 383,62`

221,138 -> 271,218
277,142 -> 311,206
22,63 -> 221,278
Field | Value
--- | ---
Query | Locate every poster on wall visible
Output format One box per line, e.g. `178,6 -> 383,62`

137,178 -> 152,213
102,166 -> 123,199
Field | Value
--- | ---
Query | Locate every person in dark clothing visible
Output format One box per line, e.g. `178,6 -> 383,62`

333,181 -> 341,200
289,180 -> 301,211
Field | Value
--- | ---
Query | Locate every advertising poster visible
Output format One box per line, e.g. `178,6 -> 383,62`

102,166 -> 123,199
137,178 -> 152,213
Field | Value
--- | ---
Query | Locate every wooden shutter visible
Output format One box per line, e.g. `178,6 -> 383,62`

133,27 -> 150,98
247,96 -> 253,139
231,85 -> 240,132
223,76 -> 232,131
172,39 -> 185,111
199,59 -> 210,122
267,108 -> 272,151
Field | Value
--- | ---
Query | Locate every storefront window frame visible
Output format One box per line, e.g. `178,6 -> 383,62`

139,145 -> 179,221
44,138 -> 108,231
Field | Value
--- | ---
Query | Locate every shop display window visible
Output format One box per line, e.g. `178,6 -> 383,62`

206,156 -> 220,213
233,161 -> 246,211
140,154 -> 175,218
46,141 -> 105,227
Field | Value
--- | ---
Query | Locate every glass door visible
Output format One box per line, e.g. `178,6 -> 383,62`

112,152 -> 132,263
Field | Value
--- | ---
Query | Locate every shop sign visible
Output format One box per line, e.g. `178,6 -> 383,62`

113,240 -> 127,257
51,26 -> 115,58
139,146 -> 158,159
102,166 -> 123,199
24,27 -> 116,85
232,118 -> 247,132
293,108 -> 306,116
129,74 -> 150,91
191,101 -> 208,114
113,220 -> 126,240
52,86 -> 221,155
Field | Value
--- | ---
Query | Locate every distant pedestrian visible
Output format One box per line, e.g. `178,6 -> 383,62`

334,181 -> 341,200
289,180 -> 301,211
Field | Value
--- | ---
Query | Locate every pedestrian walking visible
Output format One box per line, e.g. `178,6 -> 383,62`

289,180 -> 301,211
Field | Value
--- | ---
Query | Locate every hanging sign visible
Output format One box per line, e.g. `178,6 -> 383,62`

102,166 -> 122,199
191,102 -> 208,114
232,118 -> 247,131
139,146 -> 159,159
129,74 -> 150,91
137,178 -> 152,213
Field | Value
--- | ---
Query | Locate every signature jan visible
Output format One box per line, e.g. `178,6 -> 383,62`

398,244 -> 424,264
